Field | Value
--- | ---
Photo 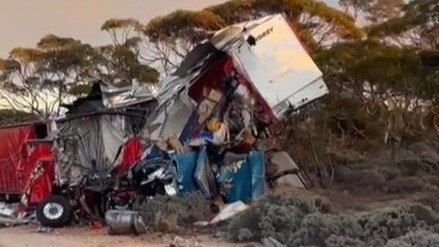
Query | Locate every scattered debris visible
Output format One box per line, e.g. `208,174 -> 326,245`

261,237 -> 285,247
170,235 -> 203,247
0,203 -> 33,227
269,152 -> 300,176
91,221 -> 104,230
0,202 -> 14,217
274,174 -> 306,189
37,226 -> 53,233
210,201 -> 249,224
0,14 -> 328,232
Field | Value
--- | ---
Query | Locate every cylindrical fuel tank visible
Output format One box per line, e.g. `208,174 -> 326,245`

105,210 -> 146,235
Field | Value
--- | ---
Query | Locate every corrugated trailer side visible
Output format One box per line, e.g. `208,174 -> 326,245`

0,125 -> 36,195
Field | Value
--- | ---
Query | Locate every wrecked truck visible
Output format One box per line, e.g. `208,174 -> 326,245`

0,83 -> 156,227
0,14 -> 328,228
140,13 -> 328,200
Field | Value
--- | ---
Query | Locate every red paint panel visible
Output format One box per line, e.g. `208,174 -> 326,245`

0,125 -> 36,194
25,144 -> 55,205
0,124 -> 55,204
117,137 -> 144,173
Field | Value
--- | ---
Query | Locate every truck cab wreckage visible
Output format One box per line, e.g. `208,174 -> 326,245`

0,14 -> 328,229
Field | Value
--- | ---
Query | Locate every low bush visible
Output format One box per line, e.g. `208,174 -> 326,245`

385,230 -> 439,247
134,192 -> 211,232
287,213 -> 361,247
227,207 -> 259,242
325,235 -> 366,247
357,206 -> 424,246
228,194 -> 329,243
227,195 -> 439,247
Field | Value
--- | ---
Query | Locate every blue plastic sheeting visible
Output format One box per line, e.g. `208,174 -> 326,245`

218,151 -> 266,203
173,151 -> 199,194
173,149 -> 217,198
178,110 -> 199,144
194,148 -> 218,199
249,151 -> 265,200
173,150 -> 266,202
145,145 -> 162,159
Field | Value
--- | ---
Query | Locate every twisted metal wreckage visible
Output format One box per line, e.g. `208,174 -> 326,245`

0,14 -> 328,229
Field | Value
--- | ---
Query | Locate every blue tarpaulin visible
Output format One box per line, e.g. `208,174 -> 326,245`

218,151 -> 266,203
194,148 -> 218,199
173,151 -> 199,194
173,150 -> 265,202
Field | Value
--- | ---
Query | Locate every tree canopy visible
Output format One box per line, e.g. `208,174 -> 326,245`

0,33 -> 159,118
0,0 -> 437,149
142,0 -> 365,72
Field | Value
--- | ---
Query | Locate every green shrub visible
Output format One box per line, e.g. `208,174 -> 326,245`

227,207 -> 260,242
227,194 -> 439,247
134,192 -> 211,231
385,230 -> 439,247
287,213 -> 361,247
325,235 -> 366,247
358,206 -> 422,246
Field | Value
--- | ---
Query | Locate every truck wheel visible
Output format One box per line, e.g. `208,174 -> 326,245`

36,195 -> 73,228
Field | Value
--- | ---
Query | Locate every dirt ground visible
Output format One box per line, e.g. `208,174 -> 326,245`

0,186 -> 432,247
0,225 -> 260,247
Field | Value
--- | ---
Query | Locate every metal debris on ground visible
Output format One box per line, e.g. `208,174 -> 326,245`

0,203 -> 33,227
210,201 -> 249,224
0,203 -> 14,217
170,236 -> 203,247
262,237 -> 286,247
37,226 -> 53,233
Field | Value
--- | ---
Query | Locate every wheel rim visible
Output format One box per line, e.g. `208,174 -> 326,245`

43,202 -> 64,220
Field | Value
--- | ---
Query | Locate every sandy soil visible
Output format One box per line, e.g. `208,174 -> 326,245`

0,225 -> 259,247
1,188 -> 426,247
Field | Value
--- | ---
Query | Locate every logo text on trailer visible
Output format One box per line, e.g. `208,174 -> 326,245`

255,27 -> 274,42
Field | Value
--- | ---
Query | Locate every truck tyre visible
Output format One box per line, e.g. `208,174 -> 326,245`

36,195 -> 73,228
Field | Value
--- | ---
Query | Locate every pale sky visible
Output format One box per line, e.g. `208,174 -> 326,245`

0,0 -> 338,57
